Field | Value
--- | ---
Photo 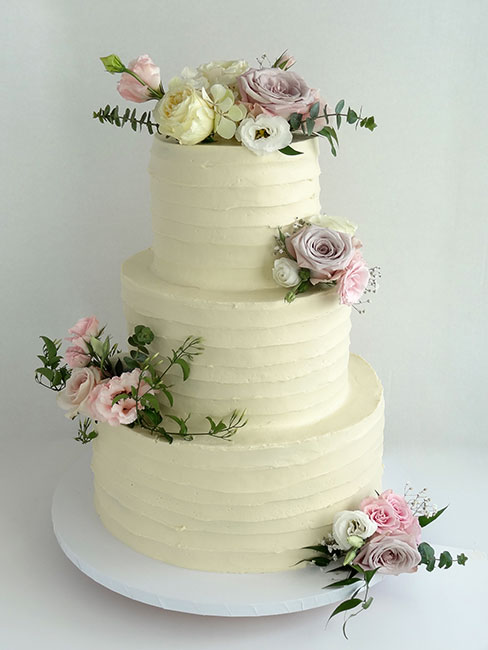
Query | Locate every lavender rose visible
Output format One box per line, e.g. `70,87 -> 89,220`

286,225 -> 355,284
355,533 -> 421,575
237,68 -> 321,119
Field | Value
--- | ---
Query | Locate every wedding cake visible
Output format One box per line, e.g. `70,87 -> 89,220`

90,134 -> 384,573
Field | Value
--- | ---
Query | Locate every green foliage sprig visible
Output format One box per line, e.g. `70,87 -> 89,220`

93,105 -> 160,135
280,100 -> 377,156
35,323 -> 247,445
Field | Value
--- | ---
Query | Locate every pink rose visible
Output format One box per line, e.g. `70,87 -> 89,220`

286,225 -> 355,284
237,68 -> 322,119
66,316 -> 100,344
355,533 -> 421,575
117,54 -> 161,103
65,345 -> 90,368
360,496 -> 401,534
87,369 -> 153,426
57,367 -> 101,418
337,253 -> 370,305
380,490 -> 416,528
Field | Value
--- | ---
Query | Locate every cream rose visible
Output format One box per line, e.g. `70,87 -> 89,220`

272,257 -> 301,288
332,510 -> 378,551
179,60 -> 249,90
309,214 -> 358,235
153,80 -> 214,145
57,367 -> 102,418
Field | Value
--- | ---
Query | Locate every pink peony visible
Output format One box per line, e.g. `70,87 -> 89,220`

117,54 -> 161,103
360,496 -> 401,534
337,253 -> 370,305
66,316 -> 100,344
65,345 -> 90,368
57,367 -> 101,418
354,532 -> 421,575
286,225 -> 355,284
87,369 -> 153,426
237,68 -> 322,119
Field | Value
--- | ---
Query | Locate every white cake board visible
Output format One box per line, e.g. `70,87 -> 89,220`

52,454 -> 381,617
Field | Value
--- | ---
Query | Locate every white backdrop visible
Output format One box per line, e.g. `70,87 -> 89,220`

1,1 -> 488,648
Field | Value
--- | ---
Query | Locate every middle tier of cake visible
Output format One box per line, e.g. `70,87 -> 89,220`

122,248 -> 353,437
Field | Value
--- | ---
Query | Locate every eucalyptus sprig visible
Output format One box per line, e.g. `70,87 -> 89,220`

281,100 -> 377,156
93,104 -> 160,135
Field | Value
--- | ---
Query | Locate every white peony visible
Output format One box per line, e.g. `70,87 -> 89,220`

179,60 -> 249,90
153,80 -> 214,145
272,257 -> 301,288
309,214 -> 358,235
332,510 -> 378,551
201,84 -> 247,139
236,114 -> 292,155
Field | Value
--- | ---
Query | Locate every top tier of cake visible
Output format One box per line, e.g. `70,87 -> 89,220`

149,135 -> 321,292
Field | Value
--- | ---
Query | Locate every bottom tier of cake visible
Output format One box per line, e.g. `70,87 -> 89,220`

91,354 -> 384,573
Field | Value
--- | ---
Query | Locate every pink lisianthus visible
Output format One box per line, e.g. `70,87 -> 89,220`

66,316 -> 100,344
337,253 -> 370,306
354,532 -> 421,575
360,496 -> 401,534
117,54 -> 161,103
286,225 -> 355,284
57,367 -> 102,418
65,345 -> 90,368
87,369 -> 153,426
273,51 -> 296,71
237,68 -> 322,120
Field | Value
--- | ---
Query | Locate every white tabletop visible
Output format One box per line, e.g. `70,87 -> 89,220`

1,437 -> 487,650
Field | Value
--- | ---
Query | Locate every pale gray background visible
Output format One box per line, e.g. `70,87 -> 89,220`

1,1 -> 487,648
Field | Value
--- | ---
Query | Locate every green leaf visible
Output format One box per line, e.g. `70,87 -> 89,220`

307,556 -> 332,566
115,358 -> 124,375
160,387 -> 173,407
457,553 -> 468,565
279,145 -> 303,156
335,99 -> 345,114
40,336 -> 58,364
167,414 -> 188,434
36,367 -> 54,382
90,336 -> 104,357
346,108 -> 358,124
306,117 -> 315,136
418,542 -> 436,572
336,114 -> 342,129
100,54 -> 125,74
141,393 -> 160,412
418,505 -> 448,528
365,116 -> 377,131
142,409 -> 162,427
309,102 -> 320,119
438,551 -> 453,569
134,325 -> 154,345
112,392 -> 130,405
325,577 -> 362,589
289,112 -> 302,131
175,358 -> 190,381
302,545 -> 332,554
328,598 -> 362,621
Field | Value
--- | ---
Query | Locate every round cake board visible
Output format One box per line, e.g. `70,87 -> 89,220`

52,453 -> 381,617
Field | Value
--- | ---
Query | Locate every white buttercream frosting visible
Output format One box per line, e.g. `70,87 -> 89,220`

91,136 -> 385,573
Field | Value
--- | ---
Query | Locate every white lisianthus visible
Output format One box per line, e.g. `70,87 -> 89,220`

236,114 -> 293,156
272,257 -> 301,288
309,214 -> 358,235
202,84 -> 247,139
332,510 -> 378,551
153,80 -> 215,145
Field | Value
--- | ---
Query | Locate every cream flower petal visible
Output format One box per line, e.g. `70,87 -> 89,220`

216,115 -> 237,139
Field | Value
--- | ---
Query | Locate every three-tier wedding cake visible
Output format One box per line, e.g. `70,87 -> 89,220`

90,134 -> 384,573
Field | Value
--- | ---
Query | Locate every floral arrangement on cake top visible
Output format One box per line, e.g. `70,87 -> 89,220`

94,51 -> 376,156
301,486 -> 468,638
35,317 -> 246,444
273,215 -> 380,308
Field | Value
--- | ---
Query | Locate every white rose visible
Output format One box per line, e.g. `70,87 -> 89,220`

309,214 -> 358,235
57,367 -> 102,419
332,510 -> 378,551
272,257 -> 301,288
153,82 -> 215,145
198,60 -> 249,87
236,115 -> 292,156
